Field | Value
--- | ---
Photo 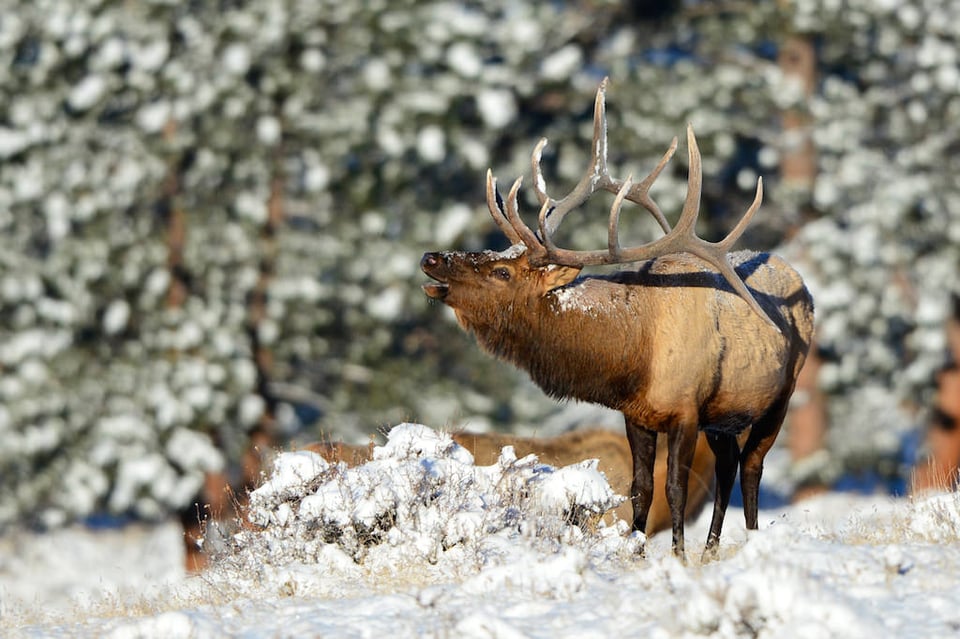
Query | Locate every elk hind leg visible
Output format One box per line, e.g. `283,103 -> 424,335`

703,432 -> 739,558
740,395 -> 791,530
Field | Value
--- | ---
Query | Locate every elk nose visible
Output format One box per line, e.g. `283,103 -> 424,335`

420,252 -> 443,271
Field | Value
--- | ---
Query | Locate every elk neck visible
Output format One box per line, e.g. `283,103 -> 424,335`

467,275 -> 655,409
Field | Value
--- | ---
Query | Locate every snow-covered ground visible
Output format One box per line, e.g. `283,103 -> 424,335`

4,423 -> 960,638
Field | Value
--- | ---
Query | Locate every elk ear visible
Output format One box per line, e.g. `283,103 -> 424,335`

541,265 -> 582,291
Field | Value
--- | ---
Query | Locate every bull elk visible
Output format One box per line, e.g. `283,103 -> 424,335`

302,428 -> 714,535
420,80 -> 814,558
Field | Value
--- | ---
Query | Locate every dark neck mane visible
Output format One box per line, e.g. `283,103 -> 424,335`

468,281 -> 651,407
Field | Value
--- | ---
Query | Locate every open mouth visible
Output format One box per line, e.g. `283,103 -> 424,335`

422,280 -> 449,300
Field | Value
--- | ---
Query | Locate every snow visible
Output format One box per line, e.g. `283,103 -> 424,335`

0,127 -> 31,158
256,116 -> 282,145
300,48 -> 326,73
434,203 -> 473,245
303,160 -> 331,192
491,243 -> 527,260
477,88 -> 517,129
362,58 -> 392,91
417,125 -> 446,162
237,393 -> 265,427
246,423 -> 625,561
221,43 -> 251,75
365,285 -> 406,321
251,450 -> 329,505
5,424 -> 960,638
67,75 -> 107,111
447,42 -> 482,78
233,191 -> 269,224
103,299 -> 130,335
0,329 -> 72,366
540,45 -> 583,81
164,428 -> 224,474
131,39 -> 170,72
136,101 -> 171,133
551,285 -> 606,315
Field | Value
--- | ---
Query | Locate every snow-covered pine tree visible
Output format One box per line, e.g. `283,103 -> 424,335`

2,1 -> 958,528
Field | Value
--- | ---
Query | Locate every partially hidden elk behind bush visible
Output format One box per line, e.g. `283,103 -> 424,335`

420,80 -> 815,559
302,428 -> 714,533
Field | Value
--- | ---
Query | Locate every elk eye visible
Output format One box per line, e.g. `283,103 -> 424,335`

491,266 -> 511,281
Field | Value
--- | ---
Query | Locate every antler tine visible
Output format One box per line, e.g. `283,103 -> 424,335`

610,139 -> 677,235
608,175 -> 633,257
674,124 -> 703,235
535,78 -> 611,239
531,137 -> 550,206
535,78 -> 675,239
664,126 -> 776,329
537,197 -> 553,251
486,170 -> 523,245
617,125 -> 778,330
717,177 -> 763,252
504,176 -> 544,256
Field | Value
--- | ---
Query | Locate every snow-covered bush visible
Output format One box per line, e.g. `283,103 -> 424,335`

235,423 -> 630,568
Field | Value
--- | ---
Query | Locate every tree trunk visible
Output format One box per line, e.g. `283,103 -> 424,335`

778,34 -> 817,192
241,140 -> 286,495
779,33 -> 829,501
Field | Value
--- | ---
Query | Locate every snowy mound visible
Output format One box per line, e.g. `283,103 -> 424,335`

11,475 -> 960,637
241,423 -> 632,566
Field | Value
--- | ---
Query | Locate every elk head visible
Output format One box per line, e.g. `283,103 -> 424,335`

421,247 -> 580,335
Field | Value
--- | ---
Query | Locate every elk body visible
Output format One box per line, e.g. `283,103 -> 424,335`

302,428 -> 714,534
421,80 -> 814,558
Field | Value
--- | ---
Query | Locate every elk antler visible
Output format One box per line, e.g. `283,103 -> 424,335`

485,78 -> 778,331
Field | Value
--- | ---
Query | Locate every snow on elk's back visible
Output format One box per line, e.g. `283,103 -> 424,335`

547,251 -> 772,317
549,280 -> 617,316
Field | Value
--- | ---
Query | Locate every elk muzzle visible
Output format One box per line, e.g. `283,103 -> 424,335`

421,252 -> 450,300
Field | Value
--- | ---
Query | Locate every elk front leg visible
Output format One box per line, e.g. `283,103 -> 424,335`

703,432 -> 739,558
666,421 -> 698,560
625,422 -> 658,536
